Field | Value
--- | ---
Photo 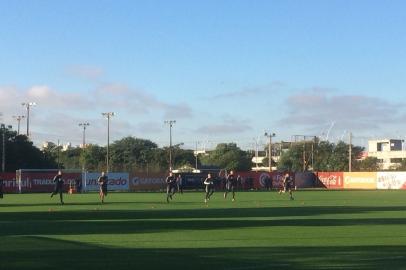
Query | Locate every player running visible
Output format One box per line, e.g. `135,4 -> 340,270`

166,172 -> 176,203
98,171 -> 108,203
204,173 -> 215,203
50,170 -> 64,205
224,170 -> 237,202
281,172 -> 294,200
0,178 -> 4,199
176,174 -> 183,194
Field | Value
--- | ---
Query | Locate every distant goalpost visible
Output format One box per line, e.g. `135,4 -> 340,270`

16,169 -> 82,194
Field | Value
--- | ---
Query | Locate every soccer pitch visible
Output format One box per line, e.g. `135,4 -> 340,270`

1,190 -> 406,269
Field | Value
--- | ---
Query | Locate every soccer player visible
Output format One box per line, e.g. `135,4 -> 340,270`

0,178 -> 4,199
176,174 -> 183,194
165,172 -> 176,203
282,172 -> 294,200
98,171 -> 108,203
224,170 -> 237,201
204,173 -> 215,203
50,170 -> 64,205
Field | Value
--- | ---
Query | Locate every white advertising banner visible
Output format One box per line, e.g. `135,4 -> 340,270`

377,172 -> 406,190
83,172 -> 130,191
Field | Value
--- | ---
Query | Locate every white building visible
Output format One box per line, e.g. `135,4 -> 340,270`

368,139 -> 406,169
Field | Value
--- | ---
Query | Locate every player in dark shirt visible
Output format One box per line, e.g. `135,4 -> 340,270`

176,174 -> 183,194
50,170 -> 64,205
98,171 -> 108,203
204,173 -> 215,203
282,172 -> 294,200
224,170 -> 237,201
166,172 -> 176,203
0,178 -> 4,199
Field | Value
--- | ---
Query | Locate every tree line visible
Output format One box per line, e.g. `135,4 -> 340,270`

1,126 -> 405,173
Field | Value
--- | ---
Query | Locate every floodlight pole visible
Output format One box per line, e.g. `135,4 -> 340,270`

1,124 -> 5,172
79,122 -> 90,172
22,102 -> 36,138
164,120 -> 176,171
264,132 -> 276,172
102,112 -> 115,173
13,115 -> 25,135
349,132 -> 352,172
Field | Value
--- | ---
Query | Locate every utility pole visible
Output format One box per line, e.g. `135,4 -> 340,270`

311,141 -> 314,170
195,141 -> 200,170
1,124 -> 5,172
264,132 -> 276,172
21,102 -> 36,138
349,132 -> 352,172
13,115 -> 25,135
102,112 -> 115,173
79,122 -> 90,148
254,137 -> 259,170
303,142 -> 306,171
57,139 -> 61,169
164,120 -> 176,171
79,122 -> 90,172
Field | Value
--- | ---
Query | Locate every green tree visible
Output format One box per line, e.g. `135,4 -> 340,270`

279,140 -> 364,172
110,137 -> 160,173
58,147 -> 82,169
1,127 -> 58,171
200,143 -> 252,171
81,144 -> 106,172
355,157 -> 380,172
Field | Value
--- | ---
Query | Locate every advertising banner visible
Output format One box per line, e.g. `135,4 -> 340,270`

317,172 -> 344,189
234,172 -> 262,190
295,172 -> 316,188
235,171 -> 294,190
84,172 -> 129,191
130,173 -> 166,191
271,172 -> 289,190
0,173 -> 18,193
343,172 -> 377,189
377,172 -> 406,190
19,171 -> 81,193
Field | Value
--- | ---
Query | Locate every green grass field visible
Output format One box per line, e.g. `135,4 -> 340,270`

2,190 -> 406,269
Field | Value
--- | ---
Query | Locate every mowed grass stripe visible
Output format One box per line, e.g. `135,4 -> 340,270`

1,191 -> 406,269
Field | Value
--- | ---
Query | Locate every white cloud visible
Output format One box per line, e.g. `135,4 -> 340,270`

66,65 -> 104,81
278,89 -> 405,137
207,82 -> 284,100
0,82 -> 195,146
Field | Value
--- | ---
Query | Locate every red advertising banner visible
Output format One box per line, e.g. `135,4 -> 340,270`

317,172 -> 344,189
0,173 -> 18,193
234,171 -> 294,190
19,171 -> 81,193
235,171 -> 261,190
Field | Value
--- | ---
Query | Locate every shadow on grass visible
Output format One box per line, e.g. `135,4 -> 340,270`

0,201 -> 153,207
2,206 -> 406,236
2,205 -> 406,221
1,236 -> 405,270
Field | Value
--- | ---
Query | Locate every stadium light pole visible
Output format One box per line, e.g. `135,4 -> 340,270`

21,102 -> 36,138
79,122 -> 90,172
13,115 -> 25,135
102,112 -> 114,173
349,132 -> 352,172
164,120 -> 176,172
78,122 -> 90,148
1,124 -> 5,172
264,132 -> 276,172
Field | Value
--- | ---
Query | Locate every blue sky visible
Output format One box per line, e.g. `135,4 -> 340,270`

1,0 -> 406,150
